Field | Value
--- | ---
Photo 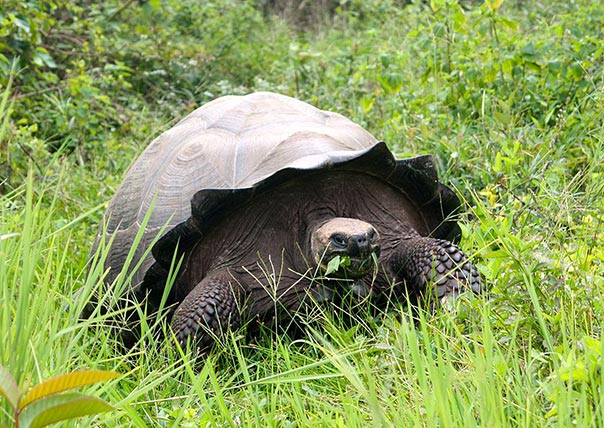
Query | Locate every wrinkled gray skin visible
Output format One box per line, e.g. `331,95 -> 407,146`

89,92 -> 481,351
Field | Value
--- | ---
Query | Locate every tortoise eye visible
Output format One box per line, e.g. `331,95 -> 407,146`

369,231 -> 377,243
330,234 -> 348,248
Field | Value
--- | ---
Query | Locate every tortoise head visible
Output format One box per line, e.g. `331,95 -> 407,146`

310,217 -> 381,280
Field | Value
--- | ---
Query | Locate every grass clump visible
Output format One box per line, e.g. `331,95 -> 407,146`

2,0 -> 604,426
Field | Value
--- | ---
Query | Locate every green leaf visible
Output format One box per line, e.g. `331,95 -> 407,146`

360,97 -> 374,113
501,58 -> 515,76
581,336 -> 601,356
325,256 -> 341,276
485,0 -> 504,10
429,0 -> 445,12
339,256 -> 351,268
376,72 -> 403,94
451,7 -> 467,33
498,15 -> 519,30
0,365 -> 19,409
31,49 -> 56,68
18,393 -> 114,428
558,361 -> 588,382
20,370 -> 119,409
13,17 -> 32,34
544,406 -> 558,418
568,62 -> 583,80
379,54 -> 392,68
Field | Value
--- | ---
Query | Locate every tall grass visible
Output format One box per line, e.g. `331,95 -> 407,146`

1,156 -> 602,427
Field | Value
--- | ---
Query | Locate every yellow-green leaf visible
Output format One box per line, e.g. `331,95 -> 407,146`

19,393 -> 114,428
485,0 -> 504,10
0,365 -> 19,409
558,358 -> 588,382
359,97 -> 374,113
545,406 -> 558,418
20,370 -> 119,409
429,0 -> 445,12
581,336 -> 602,356
325,256 -> 341,275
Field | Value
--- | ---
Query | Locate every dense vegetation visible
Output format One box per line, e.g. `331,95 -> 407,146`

2,0 -> 603,426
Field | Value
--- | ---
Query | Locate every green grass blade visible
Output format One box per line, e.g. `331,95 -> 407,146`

0,62 -> 14,146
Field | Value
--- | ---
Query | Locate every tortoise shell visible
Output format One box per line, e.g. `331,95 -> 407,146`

93,92 -> 460,299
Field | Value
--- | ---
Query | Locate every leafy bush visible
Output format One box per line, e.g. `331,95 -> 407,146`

2,0 -> 295,187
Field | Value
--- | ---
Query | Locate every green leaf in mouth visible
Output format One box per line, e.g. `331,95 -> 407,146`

325,255 -> 351,275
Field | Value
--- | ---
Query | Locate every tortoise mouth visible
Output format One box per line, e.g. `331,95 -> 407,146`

318,253 -> 379,280
310,217 -> 381,280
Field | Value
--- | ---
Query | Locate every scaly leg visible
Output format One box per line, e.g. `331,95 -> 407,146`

171,271 -> 240,351
388,237 -> 481,301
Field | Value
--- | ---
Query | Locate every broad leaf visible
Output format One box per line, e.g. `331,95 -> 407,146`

20,370 -> 119,409
429,0 -> 445,12
18,393 -> 114,428
325,256 -> 341,276
486,0 -> 504,10
0,365 -> 19,409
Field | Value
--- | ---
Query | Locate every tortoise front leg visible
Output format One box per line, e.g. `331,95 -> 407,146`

387,237 -> 481,301
171,272 -> 240,351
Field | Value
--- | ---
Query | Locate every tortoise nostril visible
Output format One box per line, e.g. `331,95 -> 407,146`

352,234 -> 370,249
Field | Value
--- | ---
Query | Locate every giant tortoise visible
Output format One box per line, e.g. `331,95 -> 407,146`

90,92 -> 481,349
